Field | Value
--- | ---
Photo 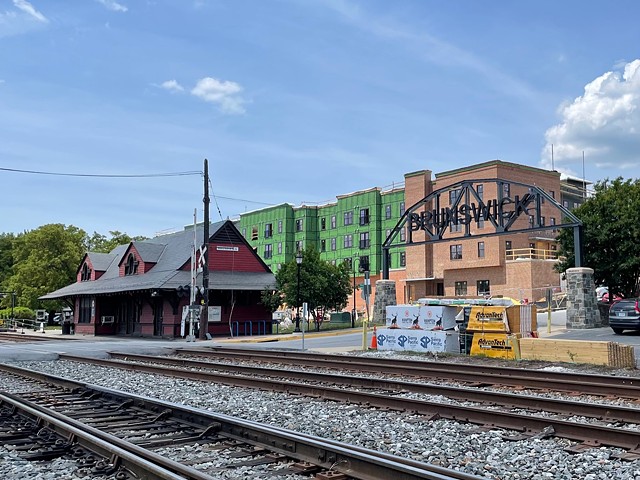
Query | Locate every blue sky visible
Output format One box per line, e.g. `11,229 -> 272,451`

1,0 -> 640,238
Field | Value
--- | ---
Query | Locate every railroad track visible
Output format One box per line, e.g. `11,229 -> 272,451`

0,363 -> 479,480
52,352 -> 640,457
180,346 -> 640,399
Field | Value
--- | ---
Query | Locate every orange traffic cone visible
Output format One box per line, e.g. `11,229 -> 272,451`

370,326 -> 378,350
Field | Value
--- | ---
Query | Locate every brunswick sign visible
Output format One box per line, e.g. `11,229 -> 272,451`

381,178 -> 583,279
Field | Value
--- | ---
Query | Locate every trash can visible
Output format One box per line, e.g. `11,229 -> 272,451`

62,321 -> 71,335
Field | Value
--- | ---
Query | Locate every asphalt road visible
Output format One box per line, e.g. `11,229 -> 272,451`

2,310 -> 640,364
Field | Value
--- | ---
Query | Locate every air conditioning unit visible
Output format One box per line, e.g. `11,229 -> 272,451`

100,315 -> 115,325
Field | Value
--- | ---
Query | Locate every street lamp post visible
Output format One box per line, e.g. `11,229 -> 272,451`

294,252 -> 303,333
352,258 -> 357,328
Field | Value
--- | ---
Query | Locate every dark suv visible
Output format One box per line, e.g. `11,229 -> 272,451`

609,298 -> 640,334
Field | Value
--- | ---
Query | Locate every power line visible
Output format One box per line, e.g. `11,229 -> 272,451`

0,167 -> 201,178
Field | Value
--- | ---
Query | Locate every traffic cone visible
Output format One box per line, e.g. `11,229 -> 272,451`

370,326 -> 378,350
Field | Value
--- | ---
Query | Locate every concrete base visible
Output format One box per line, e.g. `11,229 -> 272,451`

565,267 -> 601,329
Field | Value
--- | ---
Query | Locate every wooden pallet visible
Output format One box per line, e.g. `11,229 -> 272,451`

519,338 -> 636,368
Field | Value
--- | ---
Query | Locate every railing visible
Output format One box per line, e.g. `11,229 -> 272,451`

506,248 -> 559,261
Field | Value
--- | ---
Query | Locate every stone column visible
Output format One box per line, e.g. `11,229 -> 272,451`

373,280 -> 396,324
565,267 -> 601,328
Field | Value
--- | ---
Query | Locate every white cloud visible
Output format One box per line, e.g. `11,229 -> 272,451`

542,59 -> 640,172
191,77 -> 246,114
96,0 -> 128,13
12,0 -> 47,22
159,79 -> 184,92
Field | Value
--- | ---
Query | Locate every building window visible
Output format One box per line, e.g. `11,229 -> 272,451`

400,228 -> 406,242
295,240 -> 303,251
296,219 -> 303,231
278,220 -> 283,234
399,202 -> 405,216
455,281 -> 467,296
264,223 -> 273,238
264,244 -> 272,259
540,216 -> 546,226
344,211 -> 353,226
573,201 -> 579,209
345,257 -> 354,269
242,228 -> 246,237
385,205 -> 392,219
331,238 -> 337,251
450,244 -> 462,260
477,280 -> 490,296
359,208 -> 370,226
399,252 -> 406,267
331,215 -> 336,228
78,297 -> 91,324
344,234 -> 353,248
550,190 -> 555,199
359,255 -> 370,271
505,240 -> 512,255
503,183 -> 511,198
277,242 -> 282,254
320,239 -> 326,252
81,263 -> 91,282
478,241 -> 485,258
449,189 -> 460,205
331,260 -> 336,266
124,253 -> 138,275
529,215 -> 535,228
321,218 -> 326,230
251,227 -> 258,241
563,200 -> 569,209
359,232 -> 370,249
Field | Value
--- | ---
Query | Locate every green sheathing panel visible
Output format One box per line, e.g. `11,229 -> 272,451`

238,186 -> 407,275
381,189 -> 406,270
293,206 -> 319,254
238,204 -> 294,271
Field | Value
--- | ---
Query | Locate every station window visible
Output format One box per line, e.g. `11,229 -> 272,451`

450,244 -> 462,260
477,241 -> 485,258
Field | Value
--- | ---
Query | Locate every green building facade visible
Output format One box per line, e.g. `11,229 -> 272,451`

238,186 -> 406,275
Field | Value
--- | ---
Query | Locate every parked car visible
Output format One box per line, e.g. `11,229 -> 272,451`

609,298 -> 640,334
52,314 -> 62,324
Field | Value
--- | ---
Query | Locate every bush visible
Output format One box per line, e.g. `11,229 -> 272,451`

0,307 -> 35,319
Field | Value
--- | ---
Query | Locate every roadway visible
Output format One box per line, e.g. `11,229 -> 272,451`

1,310 -> 640,365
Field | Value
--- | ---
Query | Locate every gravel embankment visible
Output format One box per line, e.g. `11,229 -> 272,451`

3,358 -> 640,479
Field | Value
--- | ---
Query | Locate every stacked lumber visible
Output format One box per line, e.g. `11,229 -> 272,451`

519,338 -> 636,368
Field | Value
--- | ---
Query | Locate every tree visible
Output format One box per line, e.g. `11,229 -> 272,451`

0,233 -> 15,293
267,247 -> 352,331
5,224 -> 87,310
555,177 -> 640,298
87,230 -> 147,253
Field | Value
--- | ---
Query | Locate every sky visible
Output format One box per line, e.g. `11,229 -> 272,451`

1,0 -> 640,239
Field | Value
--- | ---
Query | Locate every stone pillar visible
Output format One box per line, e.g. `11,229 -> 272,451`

373,280 -> 396,324
565,267 -> 601,329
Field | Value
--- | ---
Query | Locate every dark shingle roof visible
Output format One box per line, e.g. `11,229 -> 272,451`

41,221 -> 275,299
87,252 -> 118,271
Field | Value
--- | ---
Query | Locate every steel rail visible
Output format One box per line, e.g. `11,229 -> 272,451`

56,354 -> 640,452
0,363 -> 480,480
183,346 -> 640,397
106,351 -> 640,424
0,391 -> 202,480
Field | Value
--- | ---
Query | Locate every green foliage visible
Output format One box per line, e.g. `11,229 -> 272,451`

0,306 -> 35,319
0,233 -> 15,289
260,288 -> 283,313
87,230 -> 148,253
273,247 -> 352,330
556,177 -> 640,297
5,224 -> 87,310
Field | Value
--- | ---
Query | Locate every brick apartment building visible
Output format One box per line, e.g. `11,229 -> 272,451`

239,160 -> 585,313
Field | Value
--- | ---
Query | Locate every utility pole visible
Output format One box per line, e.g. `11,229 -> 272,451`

200,159 -> 210,340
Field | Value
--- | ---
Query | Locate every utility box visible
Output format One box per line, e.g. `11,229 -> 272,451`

330,312 -> 351,323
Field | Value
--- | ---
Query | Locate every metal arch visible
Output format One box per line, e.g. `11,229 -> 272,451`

381,178 -> 584,279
